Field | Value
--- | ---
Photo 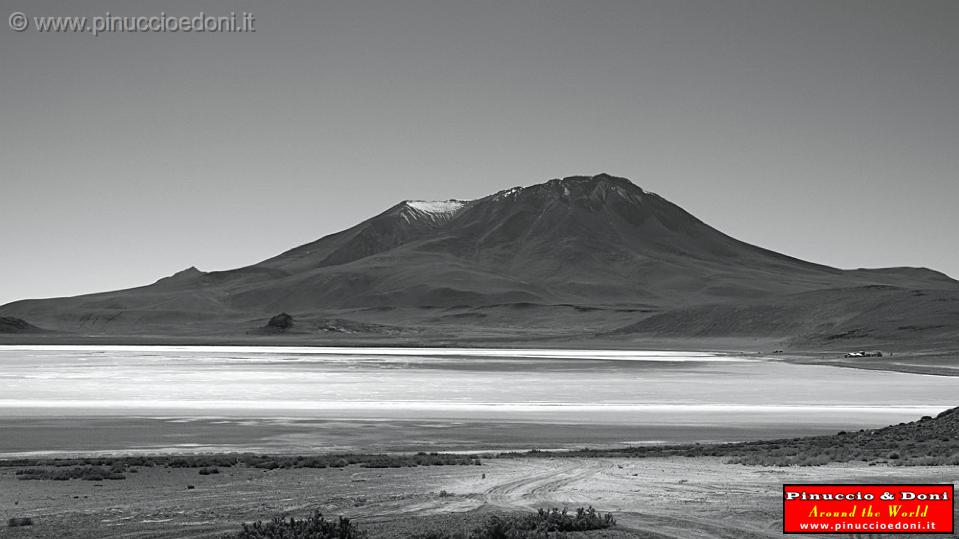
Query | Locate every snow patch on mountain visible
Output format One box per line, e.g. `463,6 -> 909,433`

400,200 -> 469,225
406,200 -> 467,214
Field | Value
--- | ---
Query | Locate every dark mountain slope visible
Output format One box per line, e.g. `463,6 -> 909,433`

0,317 -> 49,334
613,285 -> 959,343
1,173 -> 956,344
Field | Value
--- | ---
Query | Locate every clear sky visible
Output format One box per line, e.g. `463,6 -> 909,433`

1,0 -> 957,306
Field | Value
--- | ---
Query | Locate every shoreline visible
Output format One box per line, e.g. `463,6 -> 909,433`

3,336 -> 958,377
1,403 -> 955,463
0,415 -> 882,460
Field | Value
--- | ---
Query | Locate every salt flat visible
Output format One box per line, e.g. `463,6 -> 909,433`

0,346 -> 955,455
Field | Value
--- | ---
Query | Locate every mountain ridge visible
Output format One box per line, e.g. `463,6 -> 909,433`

2,173 -> 957,348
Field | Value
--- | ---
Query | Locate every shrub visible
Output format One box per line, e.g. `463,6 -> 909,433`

7,517 -> 34,527
531,506 -> 615,532
229,512 -> 366,539
15,466 -> 125,481
468,507 -> 615,538
0,452 -> 480,473
408,532 -> 454,539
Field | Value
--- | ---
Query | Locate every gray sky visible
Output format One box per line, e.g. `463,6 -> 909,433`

1,0 -> 957,306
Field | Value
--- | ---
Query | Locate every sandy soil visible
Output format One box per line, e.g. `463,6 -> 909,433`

3,457 -> 957,538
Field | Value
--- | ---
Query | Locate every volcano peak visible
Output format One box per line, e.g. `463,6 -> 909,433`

4,173 -> 956,346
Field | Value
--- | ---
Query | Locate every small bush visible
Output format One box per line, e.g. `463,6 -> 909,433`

468,507 -> 615,538
229,512 -> 366,539
408,532 -> 453,539
7,517 -> 34,527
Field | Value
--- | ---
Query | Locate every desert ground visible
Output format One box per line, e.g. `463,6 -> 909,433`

2,456 -> 958,538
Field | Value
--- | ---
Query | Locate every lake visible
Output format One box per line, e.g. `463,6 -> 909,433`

0,345 -> 955,456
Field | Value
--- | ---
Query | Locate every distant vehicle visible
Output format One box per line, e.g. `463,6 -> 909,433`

844,351 -> 883,358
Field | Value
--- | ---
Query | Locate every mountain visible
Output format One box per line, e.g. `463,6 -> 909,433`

2,173 -> 958,347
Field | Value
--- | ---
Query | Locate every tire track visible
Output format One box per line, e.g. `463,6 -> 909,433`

480,459 -> 612,509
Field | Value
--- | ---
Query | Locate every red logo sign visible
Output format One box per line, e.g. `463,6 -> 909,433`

783,484 -> 954,534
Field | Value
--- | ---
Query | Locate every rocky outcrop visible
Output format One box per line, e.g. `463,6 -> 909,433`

266,313 -> 294,330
